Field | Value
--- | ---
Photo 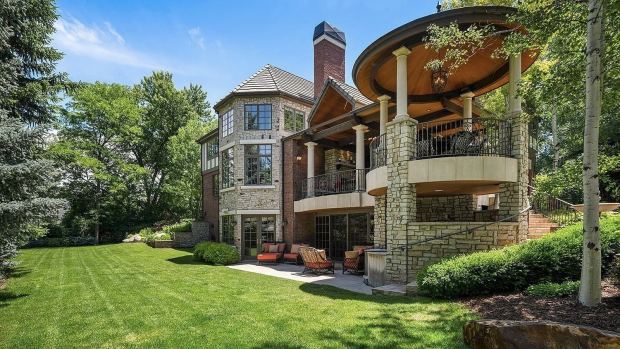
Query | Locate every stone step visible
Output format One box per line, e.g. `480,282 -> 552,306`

372,283 -> 407,296
529,222 -> 559,227
529,228 -> 553,234
406,281 -> 418,295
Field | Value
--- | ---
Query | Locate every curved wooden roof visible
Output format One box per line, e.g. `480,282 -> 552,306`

352,6 -> 537,107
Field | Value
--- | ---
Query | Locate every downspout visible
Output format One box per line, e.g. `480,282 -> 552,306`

281,138 -> 286,243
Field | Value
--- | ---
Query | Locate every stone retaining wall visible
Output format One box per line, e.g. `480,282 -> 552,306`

416,195 -> 476,222
380,217 -> 526,282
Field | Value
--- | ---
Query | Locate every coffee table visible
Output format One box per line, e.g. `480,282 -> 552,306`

257,253 -> 278,265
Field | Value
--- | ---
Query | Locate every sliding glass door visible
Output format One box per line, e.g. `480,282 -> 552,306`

314,213 -> 373,259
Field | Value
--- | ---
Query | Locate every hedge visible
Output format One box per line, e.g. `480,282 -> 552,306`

26,236 -> 96,248
416,215 -> 620,298
193,242 -> 240,265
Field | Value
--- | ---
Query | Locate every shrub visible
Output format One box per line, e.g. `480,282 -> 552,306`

417,215 -> 620,298
193,242 -> 240,265
610,254 -> 620,287
162,219 -> 192,234
525,281 -> 580,298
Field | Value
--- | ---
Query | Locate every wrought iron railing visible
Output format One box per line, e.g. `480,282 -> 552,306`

369,134 -> 387,170
297,169 -> 367,200
414,118 -> 513,159
529,186 -> 580,226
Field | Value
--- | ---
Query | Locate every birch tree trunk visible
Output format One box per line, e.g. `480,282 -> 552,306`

551,102 -> 559,170
579,0 -> 603,307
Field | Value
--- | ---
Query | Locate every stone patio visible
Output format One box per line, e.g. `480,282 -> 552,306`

228,261 -> 372,295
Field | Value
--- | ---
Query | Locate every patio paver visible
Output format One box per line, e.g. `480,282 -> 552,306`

228,261 -> 372,295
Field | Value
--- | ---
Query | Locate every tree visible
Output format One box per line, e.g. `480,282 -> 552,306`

434,0 -> 618,305
579,0 -> 604,307
0,0 -> 66,277
51,83 -> 143,243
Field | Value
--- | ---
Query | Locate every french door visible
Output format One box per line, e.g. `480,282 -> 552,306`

242,215 -> 275,257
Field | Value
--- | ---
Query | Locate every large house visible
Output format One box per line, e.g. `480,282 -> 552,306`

199,6 -> 538,286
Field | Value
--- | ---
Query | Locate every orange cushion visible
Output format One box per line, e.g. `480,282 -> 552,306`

283,253 -> 298,260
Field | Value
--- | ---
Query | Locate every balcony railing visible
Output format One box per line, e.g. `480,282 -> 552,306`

369,134 -> 387,170
297,169 -> 367,200
414,118 -> 513,160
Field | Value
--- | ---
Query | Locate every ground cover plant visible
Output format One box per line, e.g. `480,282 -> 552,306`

0,244 -> 475,348
525,281 -> 581,298
417,215 -> 620,298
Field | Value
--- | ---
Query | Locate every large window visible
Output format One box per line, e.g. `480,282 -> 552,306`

221,215 -> 235,245
221,147 -> 234,189
244,145 -> 272,185
244,104 -> 272,130
221,109 -> 233,137
284,107 -> 305,132
202,137 -> 218,171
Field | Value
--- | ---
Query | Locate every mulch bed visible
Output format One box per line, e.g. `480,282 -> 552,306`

463,281 -> 620,333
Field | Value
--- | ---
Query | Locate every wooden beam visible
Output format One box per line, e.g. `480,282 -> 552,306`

312,120 -> 357,140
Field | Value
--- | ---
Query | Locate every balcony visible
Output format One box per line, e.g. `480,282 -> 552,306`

367,118 -> 518,196
294,169 -> 374,213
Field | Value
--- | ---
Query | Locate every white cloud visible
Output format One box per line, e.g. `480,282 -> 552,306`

188,27 -> 205,50
54,16 -> 161,70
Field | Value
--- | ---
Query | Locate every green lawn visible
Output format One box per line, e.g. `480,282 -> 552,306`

0,244 -> 474,349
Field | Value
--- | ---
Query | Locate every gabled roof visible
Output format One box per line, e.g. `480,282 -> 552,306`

330,78 -> 373,106
307,76 -> 372,126
214,64 -> 314,110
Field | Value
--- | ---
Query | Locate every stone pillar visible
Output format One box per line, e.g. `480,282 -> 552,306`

378,95 -> 391,135
392,46 -> 411,121
373,194 -> 387,248
353,124 -> 368,191
499,53 -> 529,240
461,91 -> 475,132
305,142 -> 317,197
385,117 -> 417,284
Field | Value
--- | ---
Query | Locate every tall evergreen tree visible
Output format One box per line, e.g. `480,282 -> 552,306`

0,0 -> 67,278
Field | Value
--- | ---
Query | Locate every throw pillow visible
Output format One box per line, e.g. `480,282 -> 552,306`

268,244 -> 279,253
290,244 -> 301,254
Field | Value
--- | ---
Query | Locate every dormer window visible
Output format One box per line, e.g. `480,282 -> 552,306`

244,104 -> 272,130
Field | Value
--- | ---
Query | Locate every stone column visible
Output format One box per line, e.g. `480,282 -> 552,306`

499,53 -> 529,240
353,124 -> 368,191
305,142 -> 317,197
461,91 -> 475,132
392,46 -> 411,121
378,95 -> 391,135
385,117 -> 417,284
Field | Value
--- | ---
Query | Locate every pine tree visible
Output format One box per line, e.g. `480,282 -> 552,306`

0,0 -> 67,278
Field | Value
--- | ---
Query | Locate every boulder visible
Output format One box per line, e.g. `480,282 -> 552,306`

122,234 -> 142,243
463,319 -> 620,349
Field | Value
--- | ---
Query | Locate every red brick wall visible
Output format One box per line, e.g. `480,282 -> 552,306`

282,138 -> 325,245
202,170 -> 219,241
314,39 -> 345,98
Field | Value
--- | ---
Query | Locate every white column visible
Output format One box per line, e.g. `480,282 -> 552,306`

461,91 -> 475,132
352,124 -> 368,191
392,46 -> 411,120
377,95 -> 391,135
508,54 -> 522,115
305,141 -> 317,197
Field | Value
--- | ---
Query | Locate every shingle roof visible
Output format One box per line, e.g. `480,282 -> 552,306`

215,64 -> 314,109
330,78 -> 372,106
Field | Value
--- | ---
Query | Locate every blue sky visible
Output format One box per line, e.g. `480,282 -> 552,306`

54,0 -> 438,107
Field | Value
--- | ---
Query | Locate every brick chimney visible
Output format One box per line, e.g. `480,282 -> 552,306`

313,21 -> 346,99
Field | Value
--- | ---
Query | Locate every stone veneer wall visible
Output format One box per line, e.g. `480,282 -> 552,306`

498,118 -> 530,241
385,117 -> 417,283
216,95 -> 312,251
416,195 -> 476,222
373,194 -> 386,248
406,222 -> 523,277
